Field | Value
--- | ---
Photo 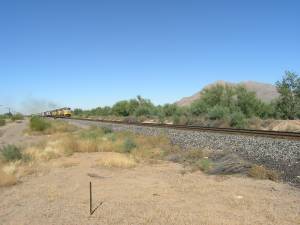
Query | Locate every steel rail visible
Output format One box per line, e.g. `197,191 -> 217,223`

63,117 -> 300,140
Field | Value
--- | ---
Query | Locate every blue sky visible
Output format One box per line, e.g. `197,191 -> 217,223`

0,0 -> 299,114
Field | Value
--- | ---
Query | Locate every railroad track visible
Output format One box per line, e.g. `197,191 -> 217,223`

64,117 -> 300,140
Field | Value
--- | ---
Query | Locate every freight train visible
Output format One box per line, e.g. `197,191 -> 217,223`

40,107 -> 72,118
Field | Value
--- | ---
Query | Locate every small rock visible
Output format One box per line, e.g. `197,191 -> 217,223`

235,195 -> 243,199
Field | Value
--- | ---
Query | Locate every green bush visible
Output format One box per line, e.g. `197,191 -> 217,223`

106,133 -> 116,142
0,119 -> 5,126
230,111 -> 247,128
122,138 -> 137,153
172,115 -> 180,125
11,113 -> 24,121
194,158 -> 212,172
30,116 -> 51,131
207,105 -> 230,120
190,100 -> 208,116
102,127 -> 113,134
1,145 -> 22,162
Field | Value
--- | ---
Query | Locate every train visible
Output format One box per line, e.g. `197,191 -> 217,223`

40,107 -> 72,118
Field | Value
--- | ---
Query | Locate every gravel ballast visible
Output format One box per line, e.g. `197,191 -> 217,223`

64,119 -> 300,183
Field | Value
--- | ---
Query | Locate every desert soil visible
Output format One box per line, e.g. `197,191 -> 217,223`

0,119 -> 46,149
270,120 -> 300,132
0,120 -> 299,225
0,152 -> 299,225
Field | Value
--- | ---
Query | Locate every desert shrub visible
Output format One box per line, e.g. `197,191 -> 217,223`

174,115 -> 190,125
248,165 -> 279,181
190,100 -> 208,116
106,133 -> 116,142
172,115 -> 180,125
1,145 -> 22,162
60,136 -> 79,156
123,116 -> 138,123
162,104 -> 180,117
134,105 -> 153,117
209,152 -> 251,175
30,116 -> 50,131
230,111 -> 247,128
112,100 -> 131,116
184,149 -> 204,162
157,112 -> 165,124
122,138 -> 137,153
0,119 -> 5,126
102,127 -> 113,134
11,113 -> 24,121
208,105 -> 230,120
275,71 -> 300,119
193,158 -> 212,172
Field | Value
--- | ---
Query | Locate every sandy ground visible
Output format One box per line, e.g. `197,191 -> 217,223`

0,119 -> 46,149
270,120 -> 300,132
0,152 -> 299,225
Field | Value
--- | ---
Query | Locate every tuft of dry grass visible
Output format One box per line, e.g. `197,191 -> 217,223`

1,161 -> 20,175
27,119 -> 77,135
248,165 -> 279,181
59,160 -> 80,168
25,142 -> 63,162
96,152 -> 136,168
0,169 -> 17,187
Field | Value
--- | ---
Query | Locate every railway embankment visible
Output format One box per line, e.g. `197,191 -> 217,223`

63,118 -> 300,184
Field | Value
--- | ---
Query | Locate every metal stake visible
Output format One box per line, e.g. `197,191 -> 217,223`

90,182 -> 92,215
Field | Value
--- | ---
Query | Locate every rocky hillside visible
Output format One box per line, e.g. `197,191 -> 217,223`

176,81 -> 279,106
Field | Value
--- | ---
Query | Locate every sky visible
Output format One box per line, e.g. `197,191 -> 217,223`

0,0 -> 299,114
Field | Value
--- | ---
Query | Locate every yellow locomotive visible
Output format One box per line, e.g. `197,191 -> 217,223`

42,107 -> 72,118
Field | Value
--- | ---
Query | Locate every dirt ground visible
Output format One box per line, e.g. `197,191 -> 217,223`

0,120 -> 299,225
0,119 -> 46,149
269,120 -> 300,132
0,152 -> 299,225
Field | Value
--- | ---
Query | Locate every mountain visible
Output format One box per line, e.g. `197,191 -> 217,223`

176,81 -> 279,106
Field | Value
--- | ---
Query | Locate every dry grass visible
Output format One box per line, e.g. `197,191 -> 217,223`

0,169 -> 17,187
27,119 -> 77,135
58,160 -> 80,168
1,161 -> 20,175
25,142 -> 63,162
248,165 -> 279,181
96,152 -> 136,168
0,125 -> 282,189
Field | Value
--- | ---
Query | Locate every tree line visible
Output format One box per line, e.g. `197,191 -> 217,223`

73,71 -> 300,128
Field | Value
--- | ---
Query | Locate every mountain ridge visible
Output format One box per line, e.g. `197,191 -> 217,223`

176,81 -> 279,106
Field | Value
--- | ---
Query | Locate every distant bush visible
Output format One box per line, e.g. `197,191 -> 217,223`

69,83 -> 281,129
190,101 -> 208,116
30,116 -> 51,132
122,138 -> 137,153
275,71 -> 300,119
172,115 -> 180,125
0,119 -> 5,126
1,145 -> 22,162
11,113 -> 24,121
230,111 -> 247,128
208,105 -> 230,120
